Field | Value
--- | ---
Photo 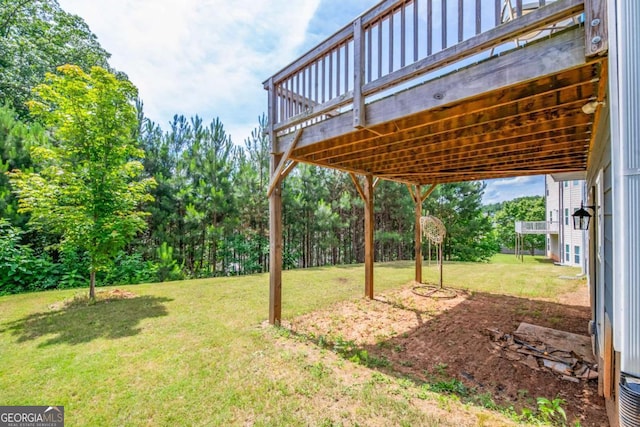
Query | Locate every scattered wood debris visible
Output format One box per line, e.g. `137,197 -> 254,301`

485,324 -> 598,382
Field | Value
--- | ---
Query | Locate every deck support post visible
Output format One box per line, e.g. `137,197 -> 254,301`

364,174 -> 374,299
407,184 -> 437,283
267,76 -> 283,326
406,184 -> 437,284
349,173 -> 375,299
414,185 -> 423,284
269,152 -> 283,325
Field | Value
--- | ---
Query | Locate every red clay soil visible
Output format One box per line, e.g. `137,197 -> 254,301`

289,285 -> 608,426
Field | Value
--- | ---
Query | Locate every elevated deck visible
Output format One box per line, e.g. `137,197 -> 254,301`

264,0 -> 608,324
265,0 -> 607,186
516,221 -> 559,234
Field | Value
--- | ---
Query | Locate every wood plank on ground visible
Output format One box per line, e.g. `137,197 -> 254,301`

515,322 -> 595,364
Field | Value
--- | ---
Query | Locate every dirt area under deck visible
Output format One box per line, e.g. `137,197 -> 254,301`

287,283 -> 608,426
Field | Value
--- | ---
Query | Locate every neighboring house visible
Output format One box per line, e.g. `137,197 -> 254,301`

545,175 -> 587,270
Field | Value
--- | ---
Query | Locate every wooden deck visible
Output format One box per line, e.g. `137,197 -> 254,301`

264,0 -> 608,324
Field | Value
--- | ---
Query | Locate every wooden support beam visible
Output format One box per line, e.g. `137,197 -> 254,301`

584,0 -> 607,56
349,172 -> 366,201
421,184 -> 438,202
351,171 -> 375,297
364,174 -> 374,299
269,153 -> 283,325
267,129 -> 302,197
267,75 -> 282,326
414,185 -> 423,284
405,183 -> 417,203
280,160 -> 298,181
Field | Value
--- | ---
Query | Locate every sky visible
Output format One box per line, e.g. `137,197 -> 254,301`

57,0 -> 543,204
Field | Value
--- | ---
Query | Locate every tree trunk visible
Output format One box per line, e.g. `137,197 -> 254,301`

89,269 -> 96,300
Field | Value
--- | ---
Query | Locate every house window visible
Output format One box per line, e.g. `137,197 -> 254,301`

564,181 -> 568,187
565,244 -> 570,262
547,238 -> 550,251
574,246 -> 580,264
573,180 -> 579,186
564,208 -> 569,225
549,211 -> 553,222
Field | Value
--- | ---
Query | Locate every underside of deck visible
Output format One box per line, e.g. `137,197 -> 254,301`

281,28 -> 606,185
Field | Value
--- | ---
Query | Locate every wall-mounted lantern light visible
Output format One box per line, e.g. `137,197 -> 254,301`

572,202 -> 596,230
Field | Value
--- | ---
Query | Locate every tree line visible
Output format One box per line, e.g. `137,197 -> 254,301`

0,0 -> 544,296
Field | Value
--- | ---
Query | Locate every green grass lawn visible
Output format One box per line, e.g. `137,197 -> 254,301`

0,254 -> 583,426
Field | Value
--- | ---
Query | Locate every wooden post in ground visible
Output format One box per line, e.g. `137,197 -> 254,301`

407,183 -> 437,282
414,185 -> 423,284
269,152 -> 283,325
267,76 -> 282,326
364,174 -> 374,299
438,242 -> 443,289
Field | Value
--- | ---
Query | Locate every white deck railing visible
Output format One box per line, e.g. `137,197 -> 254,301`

515,221 -> 559,234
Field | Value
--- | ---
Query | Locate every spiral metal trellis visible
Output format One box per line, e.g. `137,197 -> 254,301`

413,215 -> 456,299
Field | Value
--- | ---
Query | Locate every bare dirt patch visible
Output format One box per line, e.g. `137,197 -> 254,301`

288,283 -> 608,426
48,289 -> 138,311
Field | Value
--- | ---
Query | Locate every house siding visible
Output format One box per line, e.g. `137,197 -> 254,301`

586,103 -> 612,359
545,176 -> 586,267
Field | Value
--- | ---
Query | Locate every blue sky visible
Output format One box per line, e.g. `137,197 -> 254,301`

57,0 -> 543,204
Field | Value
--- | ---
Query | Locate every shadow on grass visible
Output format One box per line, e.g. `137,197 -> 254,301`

1,295 -> 172,347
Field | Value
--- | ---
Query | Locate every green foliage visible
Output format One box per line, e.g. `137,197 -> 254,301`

493,196 -> 546,252
155,242 -> 183,282
424,182 -> 499,261
57,247 -> 89,289
0,0 -> 110,117
101,252 -> 158,286
8,65 -> 155,297
427,378 -> 469,395
139,113 -> 238,277
536,397 -> 567,425
0,105 -> 48,227
0,219 -> 57,294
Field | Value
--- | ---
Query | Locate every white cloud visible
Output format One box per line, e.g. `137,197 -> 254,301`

483,175 -> 545,205
490,176 -> 540,187
58,0 -> 322,142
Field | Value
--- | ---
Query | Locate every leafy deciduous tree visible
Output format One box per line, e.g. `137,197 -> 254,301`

424,182 -> 498,262
8,65 -> 155,298
493,195 -> 546,254
0,0 -> 110,117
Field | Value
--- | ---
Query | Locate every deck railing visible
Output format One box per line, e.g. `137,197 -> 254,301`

264,0 -> 600,140
515,221 -> 559,234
